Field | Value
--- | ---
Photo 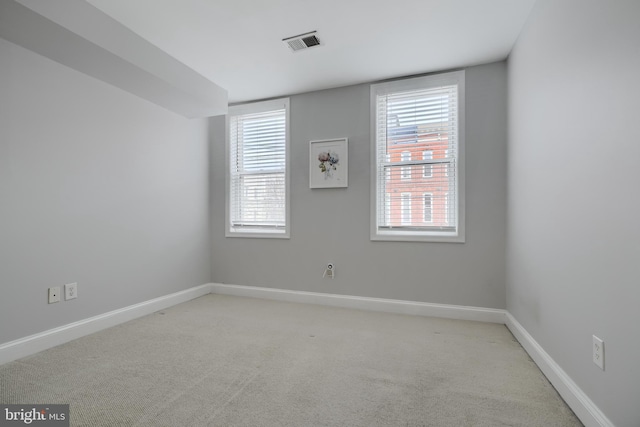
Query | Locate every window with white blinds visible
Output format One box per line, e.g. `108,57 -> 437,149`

370,71 -> 465,242
226,98 -> 290,238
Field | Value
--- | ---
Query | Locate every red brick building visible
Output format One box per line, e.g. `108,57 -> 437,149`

385,123 -> 451,228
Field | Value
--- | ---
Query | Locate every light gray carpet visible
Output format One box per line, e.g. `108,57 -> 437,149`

1,294 -> 581,426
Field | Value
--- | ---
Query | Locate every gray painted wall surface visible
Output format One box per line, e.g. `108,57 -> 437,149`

211,62 -> 507,309
507,1 -> 640,426
0,39 -> 211,344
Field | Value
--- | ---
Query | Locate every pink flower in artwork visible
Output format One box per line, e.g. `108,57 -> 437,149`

318,151 -> 340,179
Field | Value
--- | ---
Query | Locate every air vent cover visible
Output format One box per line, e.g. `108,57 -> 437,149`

283,31 -> 321,52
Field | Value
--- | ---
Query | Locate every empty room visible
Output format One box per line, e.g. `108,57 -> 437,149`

0,0 -> 638,426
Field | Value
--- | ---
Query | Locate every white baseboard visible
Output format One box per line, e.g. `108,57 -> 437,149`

0,281 -> 613,427
505,313 -> 614,427
210,283 -> 507,324
0,283 -> 213,366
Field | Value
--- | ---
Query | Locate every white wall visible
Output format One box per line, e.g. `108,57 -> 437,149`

507,1 -> 640,426
211,61 -> 507,309
0,39 -> 212,344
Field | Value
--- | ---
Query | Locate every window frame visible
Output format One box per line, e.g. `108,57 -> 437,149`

370,71 -> 465,243
225,98 -> 291,239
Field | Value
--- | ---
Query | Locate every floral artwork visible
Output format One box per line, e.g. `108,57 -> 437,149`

318,151 -> 340,179
310,138 -> 348,188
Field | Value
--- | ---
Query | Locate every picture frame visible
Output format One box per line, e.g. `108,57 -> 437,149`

309,138 -> 348,188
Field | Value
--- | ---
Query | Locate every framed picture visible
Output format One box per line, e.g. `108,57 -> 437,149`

309,138 -> 348,188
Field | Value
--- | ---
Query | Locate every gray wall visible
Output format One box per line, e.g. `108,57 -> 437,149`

211,61 -> 507,309
506,1 -> 640,426
0,39 -> 212,344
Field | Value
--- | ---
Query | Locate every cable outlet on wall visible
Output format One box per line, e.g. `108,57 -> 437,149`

592,335 -> 604,370
64,282 -> 78,300
48,287 -> 61,304
323,263 -> 335,279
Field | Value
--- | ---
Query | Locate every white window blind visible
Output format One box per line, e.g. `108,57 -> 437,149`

370,71 -> 464,242
227,99 -> 289,238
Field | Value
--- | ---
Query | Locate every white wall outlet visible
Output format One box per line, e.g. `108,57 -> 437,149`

64,282 -> 78,300
593,335 -> 604,370
48,286 -> 61,304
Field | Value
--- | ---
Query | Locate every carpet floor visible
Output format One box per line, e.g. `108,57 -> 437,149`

0,294 -> 581,426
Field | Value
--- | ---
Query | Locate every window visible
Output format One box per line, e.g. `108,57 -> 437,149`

401,193 -> 411,225
401,151 -> 411,180
422,150 -> 433,178
423,193 -> 433,223
226,98 -> 290,238
370,71 -> 465,242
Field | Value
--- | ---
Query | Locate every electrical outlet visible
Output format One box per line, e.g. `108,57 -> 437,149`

48,287 -> 61,304
593,335 -> 604,370
64,282 -> 77,300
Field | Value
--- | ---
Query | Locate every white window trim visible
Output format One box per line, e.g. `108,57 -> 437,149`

225,98 -> 290,239
370,70 -> 465,243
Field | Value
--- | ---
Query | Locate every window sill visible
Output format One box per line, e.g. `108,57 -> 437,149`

226,228 -> 290,239
371,230 -> 465,243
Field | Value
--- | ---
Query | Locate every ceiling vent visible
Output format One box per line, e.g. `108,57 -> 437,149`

283,31 -> 321,52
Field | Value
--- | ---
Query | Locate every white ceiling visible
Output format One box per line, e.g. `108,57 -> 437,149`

86,0 -> 537,104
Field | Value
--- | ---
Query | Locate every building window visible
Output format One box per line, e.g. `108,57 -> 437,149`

422,150 -> 433,178
371,71 -> 465,242
226,98 -> 290,238
401,193 -> 411,225
423,193 -> 433,223
401,151 -> 411,180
